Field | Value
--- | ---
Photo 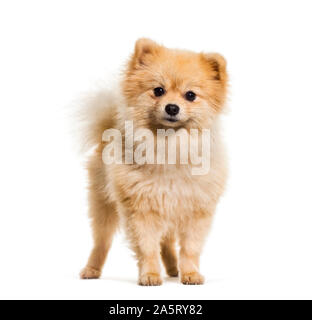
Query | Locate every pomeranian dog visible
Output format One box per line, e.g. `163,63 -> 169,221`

78,38 -> 228,285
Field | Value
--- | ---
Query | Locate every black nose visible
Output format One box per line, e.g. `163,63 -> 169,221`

165,104 -> 180,116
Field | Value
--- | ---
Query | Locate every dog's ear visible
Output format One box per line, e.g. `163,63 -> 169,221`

131,38 -> 161,68
200,53 -> 227,82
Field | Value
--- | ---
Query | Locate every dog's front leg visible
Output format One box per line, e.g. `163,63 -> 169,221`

178,215 -> 213,285
125,212 -> 163,286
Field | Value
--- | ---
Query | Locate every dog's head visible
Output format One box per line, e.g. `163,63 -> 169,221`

122,38 -> 228,130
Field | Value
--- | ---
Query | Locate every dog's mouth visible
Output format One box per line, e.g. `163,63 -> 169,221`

148,112 -> 187,130
156,116 -> 187,129
164,117 -> 179,123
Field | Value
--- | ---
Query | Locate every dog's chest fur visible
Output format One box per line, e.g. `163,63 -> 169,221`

107,162 -> 221,220
103,121 -> 226,221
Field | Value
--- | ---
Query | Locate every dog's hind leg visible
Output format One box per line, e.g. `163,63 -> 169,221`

161,233 -> 179,277
80,153 -> 119,279
80,195 -> 118,279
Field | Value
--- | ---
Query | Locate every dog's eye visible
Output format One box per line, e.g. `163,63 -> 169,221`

185,91 -> 196,102
153,87 -> 165,97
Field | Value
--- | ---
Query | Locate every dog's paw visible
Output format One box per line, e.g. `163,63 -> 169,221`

181,272 -> 204,285
139,273 -> 163,286
166,267 -> 179,277
80,266 -> 101,279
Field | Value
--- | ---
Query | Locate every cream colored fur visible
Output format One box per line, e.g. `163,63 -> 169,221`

79,39 -> 228,285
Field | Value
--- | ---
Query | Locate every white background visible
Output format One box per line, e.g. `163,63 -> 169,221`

0,0 -> 311,300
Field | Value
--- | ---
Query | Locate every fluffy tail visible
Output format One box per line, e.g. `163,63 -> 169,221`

72,88 -> 119,154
